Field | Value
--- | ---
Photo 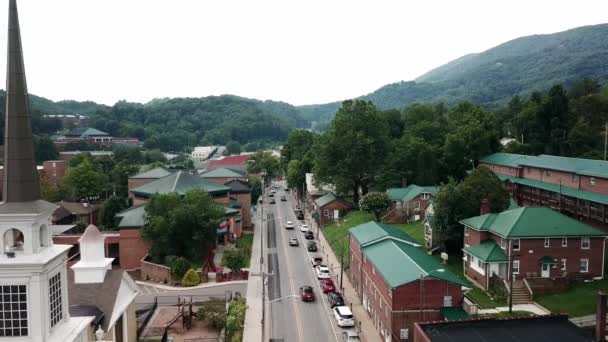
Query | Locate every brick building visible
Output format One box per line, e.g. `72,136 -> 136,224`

461,206 -> 607,291
385,185 -> 439,223
349,221 -> 468,342
54,127 -> 142,151
479,153 -> 608,230
42,160 -> 68,186
201,167 -> 247,185
313,192 -> 351,225
225,179 -> 252,230
206,154 -> 251,173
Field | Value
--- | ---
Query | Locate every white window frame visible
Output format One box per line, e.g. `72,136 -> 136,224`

561,259 -> 567,271
590,177 -> 596,185
421,193 -> 430,200
500,238 -> 506,249
581,237 -> 590,250
413,201 -> 421,210
470,255 -> 485,275
323,209 -> 330,217
580,259 -> 589,273
464,227 -> 469,236
562,237 -> 567,247
512,239 -> 520,251
512,260 -> 520,275
544,238 -> 550,248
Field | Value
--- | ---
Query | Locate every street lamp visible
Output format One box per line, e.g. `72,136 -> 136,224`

259,169 -> 267,342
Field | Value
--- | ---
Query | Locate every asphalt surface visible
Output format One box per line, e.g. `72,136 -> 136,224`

265,182 -> 351,342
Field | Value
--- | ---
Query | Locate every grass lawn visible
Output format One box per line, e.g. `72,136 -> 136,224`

323,211 -> 374,270
466,288 -> 506,309
392,222 -> 425,245
536,279 -> 608,317
237,233 -> 254,267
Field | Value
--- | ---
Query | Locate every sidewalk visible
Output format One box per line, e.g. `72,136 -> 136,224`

307,210 -> 379,342
243,207 -> 263,342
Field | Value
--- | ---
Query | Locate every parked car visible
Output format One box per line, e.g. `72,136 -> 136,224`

271,189 -> 277,194
285,187 -> 289,191
297,212 -> 305,220
268,193 -> 274,197
285,221 -> 295,229
327,292 -> 345,308
310,254 -> 323,267
321,279 -> 336,293
304,231 -> 314,240
307,241 -> 317,252
269,198 -> 276,204
300,224 -> 309,232
280,196 -> 287,201
299,286 -> 315,302
333,306 -> 355,327
342,331 -> 361,341
289,237 -> 299,246
258,198 -> 263,204
315,265 -> 331,279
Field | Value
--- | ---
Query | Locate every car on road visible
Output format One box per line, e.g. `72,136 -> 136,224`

285,187 -> 289,191
297,212 -> 305,220
280,196 -> 286,201
271,189 -> 277,194
333,306 -> 355,327
327,292 -> 345,308
321,279 -> 336,293
304,231 -> 314,240
310,254 -> 323,267
268,193 -> 274,197
269,198 -> 276,204
299,286 -> 315,302
289,237 -> 299,246
307,241 -> 317,252
315,265 -> 331,279
300,224 -> 309,232
341,331 -> 361,341
285,221 -> 295,229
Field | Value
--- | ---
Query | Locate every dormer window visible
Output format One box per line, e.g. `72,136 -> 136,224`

421,193 -> 430,200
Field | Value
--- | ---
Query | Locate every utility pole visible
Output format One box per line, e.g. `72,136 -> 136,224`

509,244 -> 515,314
259,170 -> 266,342
604,122 -> 607,161
340,252 -> 344,290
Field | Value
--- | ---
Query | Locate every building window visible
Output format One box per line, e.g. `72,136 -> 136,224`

464,227 -> 469,236
544,238 -> 550,248
590,178 -> 596,186
581,237 -> 590,250
512,260 -> 520,275
562,238 -> 568,247
414,201 -> 420,210
561,259 -> 567,271
512,239 -> 520,251
323,210 -> 329,217
477,259 -> 483,269
580,259 -> 589,273
421,193 -> 430,200
49,273 -> 63,328
0,285 -> 28,337
500,238 -> 506,249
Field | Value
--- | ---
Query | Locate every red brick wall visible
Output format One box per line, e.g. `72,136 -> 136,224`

130,195 -> 147,206
406,194 -> 434,220
318,201 -> 351,225
413,323 -> 432,342
463,228 -> 490,247
119,229 -> 150,270
479,163 -> 521,177
464,260 -> 488,289
214,194 -> 230,205
580,175 -> 608,194
141,259 -> 172,283
42,160 -> 67,186
233,192 -> 252,229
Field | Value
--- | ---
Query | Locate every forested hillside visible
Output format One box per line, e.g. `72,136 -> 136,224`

300,24 -> 608,124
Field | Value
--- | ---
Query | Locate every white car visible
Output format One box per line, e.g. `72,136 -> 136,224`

300,224 -> 309,233
315,265 -> 331,279
333,306 -> 355,327
271,189 -> 277,194
289,237 -> 299,246
285,221 -> 295,229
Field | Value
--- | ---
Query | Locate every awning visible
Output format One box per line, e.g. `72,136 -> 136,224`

440,306 -> 470,321
539,256 -> 558,264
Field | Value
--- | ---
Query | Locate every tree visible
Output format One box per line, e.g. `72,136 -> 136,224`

281,130 -> 315,170
247,151 -> 281,178
181,268 -> 201,287
142,189 -> 225,263
99,196 -> 128,230
223,248 -> 246,272
314,100 -> 389,204
359,192 -> 391,221
226,141 -> 241,155
34,136 -> 59,163
287,159 -> 305,195
249,176 -> 262,204
171,257 -> 191,279
40,177 -> 64,202
63,157 -> 108,201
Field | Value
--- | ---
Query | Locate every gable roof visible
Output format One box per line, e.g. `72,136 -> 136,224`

460,207 -> 606,238
349,221 -> 420,247
363,239 -> 468,288
386,184 -> 439,203
207,154 -> 251,169
314,192 -> 351,208
130,167 -> 174,179
130,171 -> 230,197
479,153 -> 531,168
116,204 -> 146,228
462,240 -> 508,262
67,127 -> 110,137
201,167 -> 246,178
224,179 -> 252,193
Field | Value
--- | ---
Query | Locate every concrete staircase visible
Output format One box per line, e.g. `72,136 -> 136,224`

509,281 -> 532,305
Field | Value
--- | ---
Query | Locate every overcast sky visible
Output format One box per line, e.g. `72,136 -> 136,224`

2,0 -> 607,106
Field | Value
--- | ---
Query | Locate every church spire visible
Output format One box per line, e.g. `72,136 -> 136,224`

3,0 -> 40,202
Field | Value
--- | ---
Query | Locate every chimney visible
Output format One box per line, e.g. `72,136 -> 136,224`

71,225 -> 114,284
480,198 -> 491,215
401,177 -> 408,187
596,290 -> 607,341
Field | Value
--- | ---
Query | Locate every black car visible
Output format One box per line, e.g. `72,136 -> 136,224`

268,193 -> 274,197
307,241 -> 317,252
304,231 -> 314,240
269,198 -> 276,204
297,212 -> 305,220
280,196 -> 287,201
327,292 -> 345,308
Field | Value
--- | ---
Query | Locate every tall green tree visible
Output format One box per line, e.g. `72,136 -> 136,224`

287,159 -> 305,194
314,100 -> 389,204
247,151 -> 281,178
63,157 -> 108,201
225,141 -> 242,155
359,192 -> 391,221
99,196 -> 128,230
34,136 -> 59,163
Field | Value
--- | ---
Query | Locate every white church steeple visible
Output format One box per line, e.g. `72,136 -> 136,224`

71,225 -> 114,284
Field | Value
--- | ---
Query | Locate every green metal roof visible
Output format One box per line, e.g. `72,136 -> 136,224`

224,179 -> 251,193
314,192 -> 350,208
440,307 -> 471,321
460,207 -> 606,238
224,207 -> 240,215
349,221 -> 420,246
131,171 -> 230,197
201,167 -> 246,178
130,167 -> 174,179
479,153 -> 531,168
116,205 -> 146,228
67,127 -> 110,137
363,239 -> 469,288
386,185 -> 439,203
482,153 -> 608,178
462,240 -> 508,263
539,256 -> 558,264
502,175 -> 608,205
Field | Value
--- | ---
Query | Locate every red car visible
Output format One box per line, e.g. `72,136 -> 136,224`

300,286 -> 315,301
321,279 -> 336,293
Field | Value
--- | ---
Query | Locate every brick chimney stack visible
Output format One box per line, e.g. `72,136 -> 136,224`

480,198 -> 491,215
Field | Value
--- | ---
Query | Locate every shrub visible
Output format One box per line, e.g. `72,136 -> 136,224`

196,302 -> 226,329
226,298 -> 246,339
181,268 -> 201,287
223,248 -> 246,272
171,257 -> 190,279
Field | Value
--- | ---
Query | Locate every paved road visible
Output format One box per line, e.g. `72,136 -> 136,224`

135,282 -> 247,310
265,182 -> 351,342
